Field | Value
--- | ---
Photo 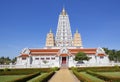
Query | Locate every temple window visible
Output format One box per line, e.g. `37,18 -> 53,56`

51,57 -> 55,60
22,58 -> 26,60
41,58 -> 44,60
35,58 -> 39,60
46,58 -> 50,60
100,56 -> 104,59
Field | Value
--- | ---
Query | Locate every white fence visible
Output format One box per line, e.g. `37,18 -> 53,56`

76,63 -> 120,67
0,64 -> 52,69
0,63 -> 120,69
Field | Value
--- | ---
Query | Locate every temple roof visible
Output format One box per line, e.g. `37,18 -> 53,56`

19,48 -> 99,57
19,54 -> 29,57
69,48 -> 96,54
29,49 -> 59,52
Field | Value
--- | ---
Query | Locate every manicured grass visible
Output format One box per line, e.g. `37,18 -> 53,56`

97,72 -> 120,77
80,72 -> 104,82
0,75 -> 26,82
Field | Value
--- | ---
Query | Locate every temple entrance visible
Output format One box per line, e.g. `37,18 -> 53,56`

62,57 -> 66,64
60,53 -> 68,68
61,56 -> 68,68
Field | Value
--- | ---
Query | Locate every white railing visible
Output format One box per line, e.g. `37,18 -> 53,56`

76,63 -> 120,67
0,63 -> 120,69
0,64 -> 53,69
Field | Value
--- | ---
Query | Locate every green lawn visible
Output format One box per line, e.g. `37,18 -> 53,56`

80,72 -> 104,82
0,75 -> 26,82
97,72 -> 120,77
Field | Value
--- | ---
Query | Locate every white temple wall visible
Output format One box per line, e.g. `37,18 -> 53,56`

16,57 -> 29,65
68,56 -> 76,67
87,55 -> 96,64
96,56 -> 109,64
31,56 -> 60,67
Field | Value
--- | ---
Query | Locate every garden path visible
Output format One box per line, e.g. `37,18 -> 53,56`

48,68 -> 80,82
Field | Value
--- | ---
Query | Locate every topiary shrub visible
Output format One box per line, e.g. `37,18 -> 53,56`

75,66 -> 120,72
0,68 -> 51,75
86,70 -> 120,82
70,67 -> 77,71
3,68 -> 10,72
9,72 -> 40,82
50,67 -> 59,71
114,65 -> 120,70
28,71 -> 55,82
72,70 -> 92,82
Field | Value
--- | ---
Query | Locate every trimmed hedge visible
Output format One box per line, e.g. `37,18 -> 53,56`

0,68 -> 51,75
50,67 -> 59,71
28,71 -> 55,82
72,70 -> 92,82
86,70 -> 120,82
9,72 -> 40,82
70,66 -> 120,72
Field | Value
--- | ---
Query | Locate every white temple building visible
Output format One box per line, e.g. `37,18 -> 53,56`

16,8 -> 109,68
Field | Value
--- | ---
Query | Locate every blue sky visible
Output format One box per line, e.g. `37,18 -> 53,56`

0,0 -> 120,58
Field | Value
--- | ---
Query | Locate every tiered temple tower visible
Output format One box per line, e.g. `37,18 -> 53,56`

45,29 -> 55,47
73,30 -> 82,47
55,8 -> 73,47
45,8 -> 83,48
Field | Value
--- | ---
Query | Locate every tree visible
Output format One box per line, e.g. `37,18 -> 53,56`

103,48 -> 120,62
0,56 -> 11,64
11,57 -> 17,64
74,52 -> 91,61
109,50 -> 116,61
116,50 -> 120,62
103,48 -> 109,54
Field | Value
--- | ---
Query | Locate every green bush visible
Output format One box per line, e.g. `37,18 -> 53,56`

3,68 -> 10,71
114,65 -> 120,70
0,69 -> 3,71
9,72 -> 40,82
72,70 -> 92,82
50,67 -> 59,71
75,66 -> 120,72
86,70 -> 120,82
28,71 -> 55,82
0,68 -> 51,75
70,67 -> 77,71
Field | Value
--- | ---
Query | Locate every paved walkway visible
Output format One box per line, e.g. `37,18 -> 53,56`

48,69 -> 80,82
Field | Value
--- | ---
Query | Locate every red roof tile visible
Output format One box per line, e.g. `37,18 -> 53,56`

30,49 -> 59,52
31,53 -> 56,56
18,48 -> 99,56
98,54 -> 105,56
19,54 -> 29,57
60,54 -> 68,56
69,48 -> 96,54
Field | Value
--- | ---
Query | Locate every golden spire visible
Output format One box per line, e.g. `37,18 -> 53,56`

61,7 -> 67,15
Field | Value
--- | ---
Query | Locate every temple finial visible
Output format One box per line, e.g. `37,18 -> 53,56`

49,28 -> 52,33
61,7 -> 66,15
62,7 -> 65,12
76,29 -> 78,33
